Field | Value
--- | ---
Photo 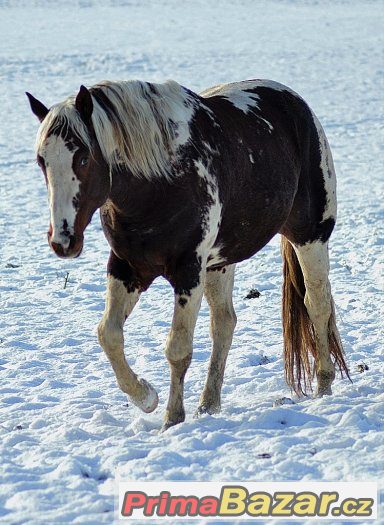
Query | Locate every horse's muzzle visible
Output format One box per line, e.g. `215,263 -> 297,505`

48,232 -> 83,259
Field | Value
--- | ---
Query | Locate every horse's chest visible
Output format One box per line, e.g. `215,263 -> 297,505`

100,204 -> 204,274
103,224 -> 166,264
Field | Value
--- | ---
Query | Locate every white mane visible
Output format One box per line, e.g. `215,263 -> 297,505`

36,80 -> 195,180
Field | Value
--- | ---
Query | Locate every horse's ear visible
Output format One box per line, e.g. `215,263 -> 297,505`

75,85 -> 93,123
26,92 -> 49,122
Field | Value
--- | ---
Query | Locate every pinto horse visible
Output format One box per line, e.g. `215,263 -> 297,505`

27,79 -> 348,430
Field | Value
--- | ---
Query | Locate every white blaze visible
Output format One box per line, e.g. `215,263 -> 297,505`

38,135 -> 80,247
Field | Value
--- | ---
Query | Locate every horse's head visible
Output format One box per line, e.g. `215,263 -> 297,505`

27,86 -> 110,258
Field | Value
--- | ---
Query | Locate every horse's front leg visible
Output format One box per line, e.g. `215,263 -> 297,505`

97,255 -> 158,413
162,260 -> 205,431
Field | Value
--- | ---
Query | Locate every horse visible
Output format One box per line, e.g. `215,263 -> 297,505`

27,78 -> 349,431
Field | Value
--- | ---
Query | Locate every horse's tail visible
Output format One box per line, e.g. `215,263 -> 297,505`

281,237 -> 317,395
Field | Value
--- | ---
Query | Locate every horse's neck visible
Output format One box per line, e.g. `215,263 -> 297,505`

103,161 -> 199,233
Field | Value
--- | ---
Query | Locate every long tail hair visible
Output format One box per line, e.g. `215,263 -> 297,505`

281,237 -> 349,395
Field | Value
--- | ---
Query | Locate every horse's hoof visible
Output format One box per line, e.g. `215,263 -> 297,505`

315,371 -> 334,397
131,379 -> 158,413
315,386 -> 332,398
194,404 -> 220,418
160,409 -> 185,432
160,419 -> 181,433
159,421 -> 174,433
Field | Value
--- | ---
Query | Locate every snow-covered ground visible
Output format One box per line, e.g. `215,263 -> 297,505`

0,1 -> 383,524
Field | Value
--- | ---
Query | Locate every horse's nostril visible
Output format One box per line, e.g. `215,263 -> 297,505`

68,235 -> 76,250
50,241 -> 65,256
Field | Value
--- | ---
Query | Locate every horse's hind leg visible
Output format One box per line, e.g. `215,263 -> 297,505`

282,238 -> 347,396
293,241 -> 339,395
196,264 -> 237,416
97,255 -> 158,413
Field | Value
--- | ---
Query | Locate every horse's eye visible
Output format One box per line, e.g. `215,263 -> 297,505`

80,157 -> 89,167
37,155 -> 45,168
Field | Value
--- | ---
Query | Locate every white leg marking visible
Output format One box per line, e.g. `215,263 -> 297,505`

197,264 -> 237,415
98,276 -> 158,413
165,280 -> 205,363
293,241 -> 336,395
162,276 -> 205,430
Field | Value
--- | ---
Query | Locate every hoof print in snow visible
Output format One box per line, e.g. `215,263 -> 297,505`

245,288 -> 261,299
257,453 -> 272,459
13,424 -> 23,430
357,363 -> 369,373
273,397 -> 295,407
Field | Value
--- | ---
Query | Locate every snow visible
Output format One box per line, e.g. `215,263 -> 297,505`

0,1 -> 383,524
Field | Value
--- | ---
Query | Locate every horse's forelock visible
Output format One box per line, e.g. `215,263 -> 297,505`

36,99 -> 92,155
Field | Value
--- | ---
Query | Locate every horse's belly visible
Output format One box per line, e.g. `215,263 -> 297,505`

208,228 -> 276,269
208,194 -> 293,269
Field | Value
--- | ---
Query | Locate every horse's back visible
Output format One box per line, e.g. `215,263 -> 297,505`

200,78 -> 302,110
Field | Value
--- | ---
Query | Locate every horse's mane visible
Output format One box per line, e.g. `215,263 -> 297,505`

36,80 -> 193,180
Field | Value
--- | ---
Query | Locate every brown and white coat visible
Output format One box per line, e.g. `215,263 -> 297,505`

27,78 -> 349,430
